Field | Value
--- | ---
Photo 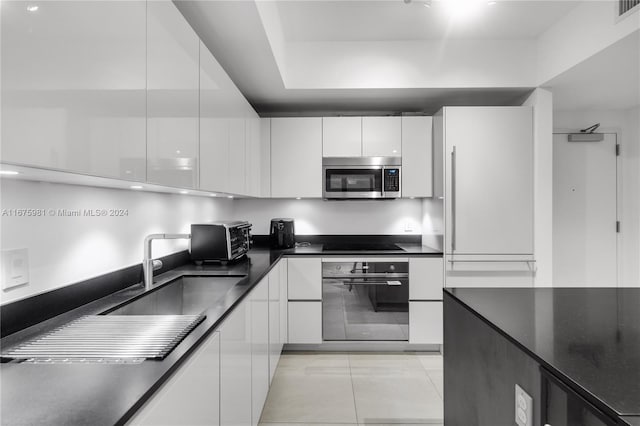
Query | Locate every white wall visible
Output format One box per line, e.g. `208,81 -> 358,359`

537,2 -> 640,85
422,198 -> 443,251
0,180 -> 234,304
554,107 -> 640,287
523,89 -> 554,287
234,198 -> 424,236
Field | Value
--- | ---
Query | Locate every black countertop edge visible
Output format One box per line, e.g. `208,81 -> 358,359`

443,290 -> 632,425
252,233 -> 423,247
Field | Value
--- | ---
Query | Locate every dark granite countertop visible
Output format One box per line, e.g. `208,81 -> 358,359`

445,287 -> 640,424
1,243 -> 441,426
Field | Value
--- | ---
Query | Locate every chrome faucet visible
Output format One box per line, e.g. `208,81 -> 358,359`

143,233 -> 191,291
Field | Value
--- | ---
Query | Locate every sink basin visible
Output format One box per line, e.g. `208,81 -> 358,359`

106,275 -> 246,316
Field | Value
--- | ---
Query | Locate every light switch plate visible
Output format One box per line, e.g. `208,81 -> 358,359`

515,384 -> 533,426
1,248 -> 30,290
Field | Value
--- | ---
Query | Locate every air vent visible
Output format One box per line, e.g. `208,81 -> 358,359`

619,0 -> 639,16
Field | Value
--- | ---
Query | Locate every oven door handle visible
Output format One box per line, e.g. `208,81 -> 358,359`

340,280 -> 403,286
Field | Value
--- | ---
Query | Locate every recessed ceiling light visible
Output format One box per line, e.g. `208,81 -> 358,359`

0,170 -> 20,175
26,5 -> 39,12
442,0 -> 485,21
487,0 -> 496,5
296,197 -> 301,200
130,185 -> 143,190
210,193 -> 217,197
227,195 -> 234,199
180,190 -> 189,195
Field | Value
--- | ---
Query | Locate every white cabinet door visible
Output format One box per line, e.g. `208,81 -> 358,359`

323,117 -> 362,157
246,118 -> 262,197
228,118 -> 247,195
199,41 -> 229,194
1,1 -> 146,180
220,300 -> 252,426
271,118 -> 322,198
402,116 -> 433,198
362,117 -> 402,157
128,332 -> 220,426
409,258 -> 443,301
287,258 -> 322,300
260,119 -> 272,197
409,301 -> 443,344
288,301 -> 322,344
268,264 -> 281,382
444,107 -> 533,255
279,258 -> 289,344
147,1 -> 199,189
251,279 -> 269,426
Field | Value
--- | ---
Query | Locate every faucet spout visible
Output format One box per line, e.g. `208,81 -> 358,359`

143,233 -> 191,291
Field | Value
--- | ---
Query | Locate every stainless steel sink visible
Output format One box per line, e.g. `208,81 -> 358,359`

106,275 -> 246,316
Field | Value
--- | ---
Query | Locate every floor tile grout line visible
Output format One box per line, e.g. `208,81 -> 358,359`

347,353 -> 361,425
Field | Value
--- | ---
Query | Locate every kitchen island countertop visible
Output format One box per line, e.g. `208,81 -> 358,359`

445,287 -> 640,425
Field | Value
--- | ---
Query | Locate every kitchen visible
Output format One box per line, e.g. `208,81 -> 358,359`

1,0 -> 639,425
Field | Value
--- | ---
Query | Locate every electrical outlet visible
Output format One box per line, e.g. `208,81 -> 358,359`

515,384 -> 533,426
404,221 -> 413,232
1,248 -> 30,290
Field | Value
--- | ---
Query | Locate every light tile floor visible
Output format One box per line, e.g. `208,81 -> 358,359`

259,352 -> 443,426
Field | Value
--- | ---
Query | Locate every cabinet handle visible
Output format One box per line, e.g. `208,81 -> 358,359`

451,146 -> 457,252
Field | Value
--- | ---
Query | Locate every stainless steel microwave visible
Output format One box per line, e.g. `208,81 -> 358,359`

322,157 -> 401,199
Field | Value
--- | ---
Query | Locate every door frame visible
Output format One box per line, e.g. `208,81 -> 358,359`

552,130 -> 621,287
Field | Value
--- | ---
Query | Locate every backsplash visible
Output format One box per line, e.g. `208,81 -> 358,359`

233,198 -> 433,236
0,179 -> 233,305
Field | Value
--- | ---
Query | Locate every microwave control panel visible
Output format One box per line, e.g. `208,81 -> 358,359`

383,168 -> 400,192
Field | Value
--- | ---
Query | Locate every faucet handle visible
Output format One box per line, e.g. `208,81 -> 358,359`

152,259 -> 163,271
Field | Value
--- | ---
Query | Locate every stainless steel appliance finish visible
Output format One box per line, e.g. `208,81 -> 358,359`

144,233 -> 191,291
190,221 -> 252,263
322,260 -> 409,341
1,315 -> 205,363
322,157 -> 401,199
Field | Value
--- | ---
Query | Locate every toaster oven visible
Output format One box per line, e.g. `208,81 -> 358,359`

190,221 -> 252,262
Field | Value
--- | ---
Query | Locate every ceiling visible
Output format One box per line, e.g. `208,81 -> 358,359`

545,31 -> 640,111
178,0 -> 634,115
276,0 -> 579,42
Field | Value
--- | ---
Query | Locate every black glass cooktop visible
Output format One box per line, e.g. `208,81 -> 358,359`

322,243 -> 403,251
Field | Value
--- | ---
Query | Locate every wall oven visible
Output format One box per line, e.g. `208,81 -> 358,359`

322,259 -> 409,341
322,157 -> 401,199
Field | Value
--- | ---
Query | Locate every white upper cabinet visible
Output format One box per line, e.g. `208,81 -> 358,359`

362,117 -> 402,157
1,1 -> 147,180
199,41 -> 230,194
322,117 -> 362,157
199,40 -> 260,196
402,116 -> 433,198
259,119 -> 272,198
271,118 -> 322,198
228,119 -> 247,195
146,1 -> 199,189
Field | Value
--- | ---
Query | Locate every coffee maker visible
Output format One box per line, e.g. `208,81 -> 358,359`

270,218 -> 295,249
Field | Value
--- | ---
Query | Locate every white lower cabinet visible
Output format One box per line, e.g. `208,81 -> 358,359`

409,301 -> 443,344
128,332 -> 220,426
251,278 -> 270,426
268,264 -> 282,382
287,257 -> 322,300
220,300 -> 252,426
288,301 -> 322,344
279,259 -> 289,345
409,257 -> 444,301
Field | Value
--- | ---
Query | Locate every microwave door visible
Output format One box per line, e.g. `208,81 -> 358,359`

324,168 -> 383,199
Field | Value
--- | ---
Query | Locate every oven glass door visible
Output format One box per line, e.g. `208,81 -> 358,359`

324,168 -> 383,198
322,261 -> 409,341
